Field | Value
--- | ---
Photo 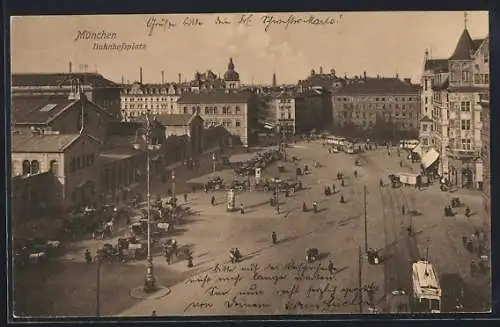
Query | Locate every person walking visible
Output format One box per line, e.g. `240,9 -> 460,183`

272,231 -> 277,244
184,193 -> 188,202
211,195 -> 216,206
84,249 -> 92,264
151,310 -> 157,317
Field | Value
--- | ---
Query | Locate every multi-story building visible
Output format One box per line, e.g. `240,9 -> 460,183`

331,75 -> 421,138
120,82 -> 182,120
12,71 -> 122,120
176,91 -> 258,146
419,24 -> 488,188
479,91 -> 490,218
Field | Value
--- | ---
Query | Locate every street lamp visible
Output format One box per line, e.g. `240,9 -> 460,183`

171,170 -> 176,203
96,253 -> 101,316
133,112 -> 160,293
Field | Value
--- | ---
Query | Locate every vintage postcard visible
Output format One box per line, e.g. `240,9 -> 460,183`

9,11 -> 490,318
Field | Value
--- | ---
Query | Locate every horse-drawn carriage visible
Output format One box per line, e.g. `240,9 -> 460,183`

14,238 -> 61,266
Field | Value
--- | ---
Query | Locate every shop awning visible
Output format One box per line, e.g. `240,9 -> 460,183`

412,143 -> 423,156
422,148 -> 440,169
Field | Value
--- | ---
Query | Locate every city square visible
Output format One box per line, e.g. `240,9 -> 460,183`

9,11 -> 490,318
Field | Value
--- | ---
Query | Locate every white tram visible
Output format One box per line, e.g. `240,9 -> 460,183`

411,260 -> 442,313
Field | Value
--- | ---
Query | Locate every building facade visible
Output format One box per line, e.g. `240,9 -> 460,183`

12,133 -> 102,211
120,82 -> 182,120
12,72 -> 122,119
176,92 -> 258,146
156,113 -> 204,159
331,76 -> 421,138
420,26 -> 488,188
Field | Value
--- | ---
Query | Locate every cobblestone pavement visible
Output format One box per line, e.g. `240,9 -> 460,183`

13,142 -> 490,317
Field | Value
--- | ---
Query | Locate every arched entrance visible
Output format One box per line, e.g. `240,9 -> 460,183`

462,168 -> 473,188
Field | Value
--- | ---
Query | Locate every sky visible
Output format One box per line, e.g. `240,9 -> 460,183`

10,11 -> 489,85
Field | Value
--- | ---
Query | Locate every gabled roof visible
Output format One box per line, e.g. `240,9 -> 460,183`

155,114 -> 199,126
424,59 -> 449,73
334,77 -> 420,95
449,29 -> 477,60
12,95 -> 76,123
177,91 -> 253,104
420,116 -> 433,122
12,73 -> 120,88
12,133 -> 81,153
12,95 -> 113,125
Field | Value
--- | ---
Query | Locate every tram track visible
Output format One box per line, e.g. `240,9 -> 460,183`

359,154 -> 420,312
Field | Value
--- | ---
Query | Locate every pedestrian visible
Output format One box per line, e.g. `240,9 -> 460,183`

332,184 -> 336,193
401,205 -> 406,215
240,203 -> 245,214
152,310 -> 157,317
184,193 -> 188,202
84,249 -> 92,264
340,195 -> 345,203
328,260 -> 336,274
272,231 -> 277,244
211,195 -> 216,206
341,179 -> 345,187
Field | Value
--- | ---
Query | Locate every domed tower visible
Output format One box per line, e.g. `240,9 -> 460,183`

223,57 -> 240,90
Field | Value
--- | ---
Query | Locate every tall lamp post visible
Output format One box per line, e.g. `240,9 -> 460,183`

133,112 -> 160,293
171,170 -> 176,202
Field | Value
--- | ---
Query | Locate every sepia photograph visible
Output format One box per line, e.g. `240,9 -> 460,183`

9,11 -> 490,318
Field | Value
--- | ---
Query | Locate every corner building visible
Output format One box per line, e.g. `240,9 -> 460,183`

419,26 -> 488,189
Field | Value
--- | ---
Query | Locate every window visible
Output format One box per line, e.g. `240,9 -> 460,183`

235,120 -> 241,127
76,157 -> 81,169
422,124 -> 428,132
462,71 -> 471,82
461,138 -> 472,150
460,101 -> 471,112
183,107 -> 188,114
50,160 -> 58,175
30,160 -> 40,174
423,138 -> 428,145
22,160 -> 31,175
235,106 -> 241,114
484,53 -> 489,63
70,158 -> 76,172
461,119 -> 471,130
425,97 -> 428,104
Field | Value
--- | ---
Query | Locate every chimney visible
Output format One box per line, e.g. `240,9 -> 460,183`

178,73 -> 181,84
363,71 -> 367,80
121,76 -> 124,84
140,67 -> 143,84
69,62 -> 72,73
319,66 -> 323,74
396,73 -> 399,79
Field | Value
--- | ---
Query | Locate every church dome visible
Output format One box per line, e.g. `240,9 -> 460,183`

223,58 -> 240,81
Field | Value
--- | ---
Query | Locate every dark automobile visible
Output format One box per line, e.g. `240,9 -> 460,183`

306,248 -> 319,263
229,180 -> 247,191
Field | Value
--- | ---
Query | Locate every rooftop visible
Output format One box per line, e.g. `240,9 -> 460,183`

177,91 -> 253,104
424,59 -> 449,73
12,133 -> 80,153
449,29 -> 478,61
12,95 -> 76,123
155,114 -> 197,126
334,77 -> 420,95
12,72 -> 120,88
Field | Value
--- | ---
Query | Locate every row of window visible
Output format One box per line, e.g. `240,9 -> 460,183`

337,120 -> 415,129
203,120 -> 241,128
473,74 -> 489,85
181,106 -> 242,115
339,111 -> 419,119
20,159 -> 59,175
69,154 -> 96,173
341,103 -> 417,110
124,104 -> 175,109
336,96 -> 417,102
277,99 -> 293,104
278,105 -> 293,110
122,97 -> 178,102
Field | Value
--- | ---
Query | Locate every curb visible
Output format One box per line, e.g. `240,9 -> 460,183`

130,285 -> 171,300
